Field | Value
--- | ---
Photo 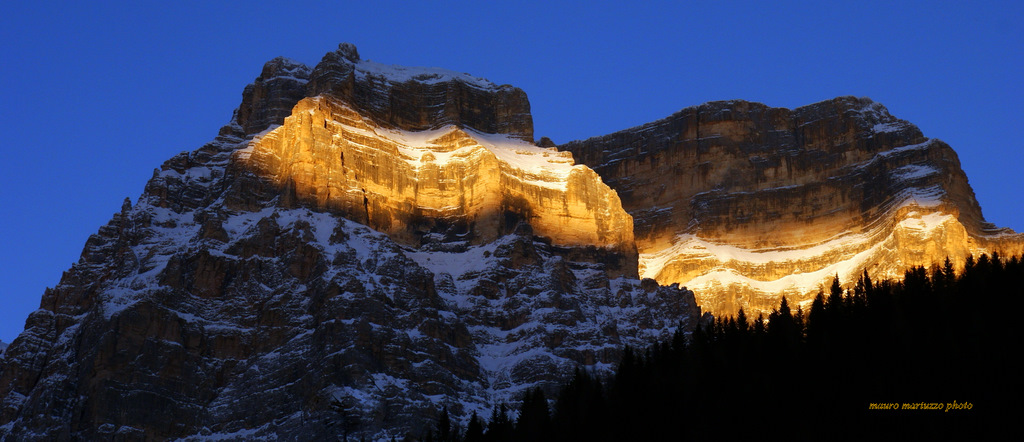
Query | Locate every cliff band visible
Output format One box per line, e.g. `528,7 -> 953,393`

2,42 -> 1021,440
564,98 -> 1023,316
0,43 -> 696,440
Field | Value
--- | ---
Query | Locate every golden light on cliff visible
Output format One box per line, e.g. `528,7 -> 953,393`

638,199 -> 1022,318
231,93 -> 1024,320
236,95 -> 637,274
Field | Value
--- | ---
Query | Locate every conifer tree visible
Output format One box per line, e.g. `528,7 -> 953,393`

794,306 -> 805,340
942,256 -> 956,283
515,388 -> 550,440
736,307 -> 749,334
829,274 -> 843,309
464,411 -> 484,442
779,296 -> 791,317
486,403 -> 512,442
435,407 -> 451,442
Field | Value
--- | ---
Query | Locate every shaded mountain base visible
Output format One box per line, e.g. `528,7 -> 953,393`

427,254 -> 1021,441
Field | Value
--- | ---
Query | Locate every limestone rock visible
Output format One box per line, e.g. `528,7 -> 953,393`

0,44 -> 693,440
306,43 -> 534,140
3,42 -> 1020,440
231,57 -> 311,137
0,205 -> 695,440
233,95 -> 636,276
563,97 -> 1024,317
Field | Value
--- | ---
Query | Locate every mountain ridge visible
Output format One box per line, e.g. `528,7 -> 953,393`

1,42 -> 1020,439
0,43 -> 697,440
563,96 -> 1022,315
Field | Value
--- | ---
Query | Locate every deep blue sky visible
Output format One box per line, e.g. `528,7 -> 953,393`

2,1 -> 1021,342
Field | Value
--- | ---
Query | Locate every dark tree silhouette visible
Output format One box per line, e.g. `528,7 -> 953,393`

426,254 -> 1020,441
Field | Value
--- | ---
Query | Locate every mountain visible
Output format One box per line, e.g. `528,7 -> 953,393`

2,42 -> 1020,440
0,44 -> 698,440
563,98 -> 1024,317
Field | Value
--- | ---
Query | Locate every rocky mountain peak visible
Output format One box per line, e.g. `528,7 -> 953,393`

212,44 -> 619,272
335,42 -> 361,62
259,56 -> 312,80
225,43 -> 534,143
0,44 -> 684,439
304,43 -> 534,140
2,43 -> 1020,440
230,57 -> 312,137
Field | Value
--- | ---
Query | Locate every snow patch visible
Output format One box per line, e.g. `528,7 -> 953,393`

353,59 -> 498,90
891,164 -> 938,181
382,123 -> 579,190
873,122 -> 905,133
679,237 -> 887,296
234,125 -> 281,160
643,191 -> 957,296
899,211 -> 953,232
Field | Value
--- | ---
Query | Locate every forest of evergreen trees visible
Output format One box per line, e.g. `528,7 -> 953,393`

423,254 -> 1022,440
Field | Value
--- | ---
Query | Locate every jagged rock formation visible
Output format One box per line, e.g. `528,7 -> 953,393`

220,44 -> 635,274
0,44 -> 696,440
564,97 -> 1024,316
305,43 -> 534,141
3,42 -> 1020,440
228,43 -> 532,142
236,95 -> 636,274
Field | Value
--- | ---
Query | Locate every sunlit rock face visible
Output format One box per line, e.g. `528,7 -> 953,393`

0,44 -> 691,440
215,43 -> 635,274
233,95 -> 636,275
5,41 -> 1020,440
564,97 -> 1024,316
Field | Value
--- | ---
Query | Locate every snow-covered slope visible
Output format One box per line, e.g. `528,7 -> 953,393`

0,43 -> 698,440
5,42 -> 1018,440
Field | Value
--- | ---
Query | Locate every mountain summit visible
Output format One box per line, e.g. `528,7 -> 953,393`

0,44 -> 696,440
1,43 -> 1020,439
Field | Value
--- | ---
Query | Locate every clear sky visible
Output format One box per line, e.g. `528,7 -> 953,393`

1,1 -> 1021,342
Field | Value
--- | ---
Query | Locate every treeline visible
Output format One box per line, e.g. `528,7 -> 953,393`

423,254 -> 1022,440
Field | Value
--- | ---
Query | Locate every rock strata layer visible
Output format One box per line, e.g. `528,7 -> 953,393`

235,95 -> 636,275
0,44 -> 693,440
2,43 -> 1021,440
563,97 -> 1024,316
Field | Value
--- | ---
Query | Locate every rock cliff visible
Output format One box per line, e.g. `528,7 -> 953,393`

235,95 -> 635,274
0,44 -> 694,440
563,97 -> 1024,316
2,42 -> 1020,440
218,43 -> 635,274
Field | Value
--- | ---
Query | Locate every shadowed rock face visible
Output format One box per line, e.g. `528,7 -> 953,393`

2,42 -> 1021,440
0,44 -> 695,440
231,57 -> 312,137
0,199 -> 694,440
306,43 -> 534,141
563,97 -> 1023,316
227,42 -> 534,142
